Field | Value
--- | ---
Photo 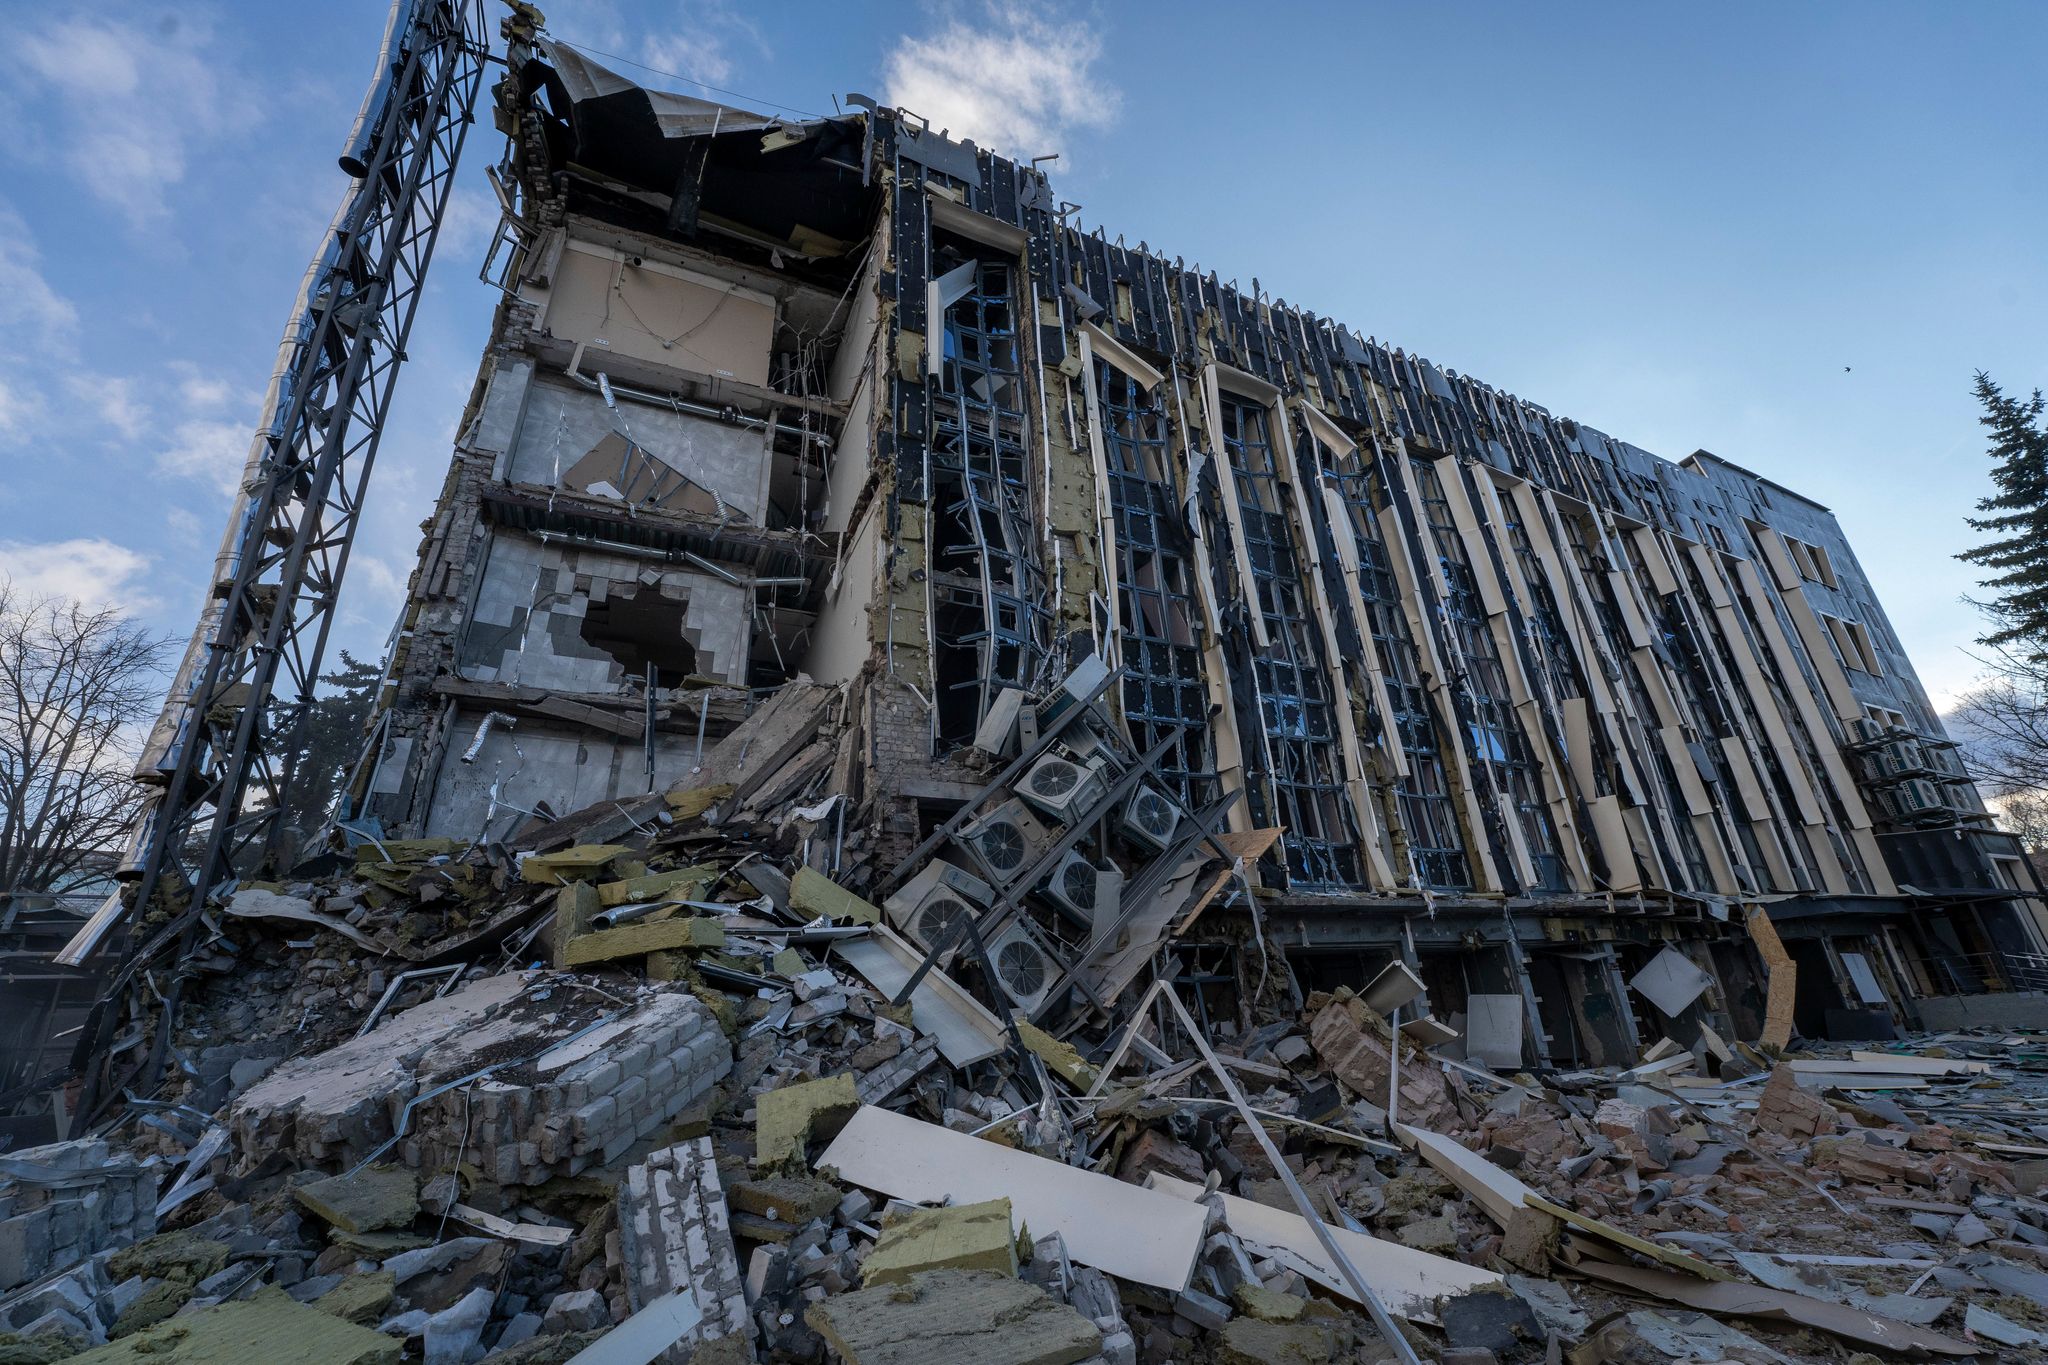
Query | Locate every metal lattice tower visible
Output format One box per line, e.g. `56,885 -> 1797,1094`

62,0 -> 499,1111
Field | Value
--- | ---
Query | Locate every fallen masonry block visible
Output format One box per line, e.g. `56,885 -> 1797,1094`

861,1198 -> 1018,1284
855,1036 -> 938,1107
616,1139 -> 753,1358
755,1073 -> 858,1170
560,915 -> 727,966
1754,1063 -> 1842,1139
806,1268 -> 1100,1365
1308,995 -> 1460,1131
227,972 -> 731,1183
727,1176 -> 842,1224
0,1137 -> 157,1293
294,1165 -> 420,1235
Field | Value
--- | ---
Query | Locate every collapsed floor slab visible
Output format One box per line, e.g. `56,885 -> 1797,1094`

227,971 -> 731,1182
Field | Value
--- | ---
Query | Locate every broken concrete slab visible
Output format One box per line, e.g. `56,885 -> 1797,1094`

862,1198 -> 1017,1284
820,1105 -> 1205,1293
806,1269 -> 1099,1365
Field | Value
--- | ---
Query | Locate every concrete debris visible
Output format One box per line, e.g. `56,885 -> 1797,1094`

22,637 -> 2048,1365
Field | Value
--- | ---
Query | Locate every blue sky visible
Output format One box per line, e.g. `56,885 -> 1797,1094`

0,1 -> 2042,711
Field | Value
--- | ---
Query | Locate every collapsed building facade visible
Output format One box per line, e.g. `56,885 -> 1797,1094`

353,40 -> 2046,1069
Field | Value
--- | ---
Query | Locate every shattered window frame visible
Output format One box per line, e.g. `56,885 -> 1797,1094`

928,239 -> 1046,747
1096,358 -> 1214,807
1215,392 -> 1362,890
1321,439 -> 1472,890
1409,456 -> 1568,893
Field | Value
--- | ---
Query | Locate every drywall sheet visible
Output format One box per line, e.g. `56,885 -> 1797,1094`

1148,1175 -> 1500,1320
1395,1126 -> 1532,1228
1629,946 -> 1713,1018
1465,994 -> 1525,1069
818,1106 -> 1205,1292
1840,952 -> 1888,1006
547,243 -> 773,386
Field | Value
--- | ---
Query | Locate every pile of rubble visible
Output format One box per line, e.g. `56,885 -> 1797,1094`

12,672 -> 2048,1362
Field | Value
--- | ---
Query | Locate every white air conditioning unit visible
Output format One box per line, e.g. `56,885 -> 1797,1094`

986,923 -> 1058,1015
883,860 -> 993,954
1015,753 -> 1109,823
1040,847 -> 1122,933
1121,783 -> 1181,852
906,892 -> 977,957
957,798 -> 1055,887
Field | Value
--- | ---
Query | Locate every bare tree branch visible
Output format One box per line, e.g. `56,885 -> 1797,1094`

0,581 -> 173,894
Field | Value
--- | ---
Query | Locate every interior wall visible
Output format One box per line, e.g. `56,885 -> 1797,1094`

421,714 -> 708,840
459,531 -> 751,687
541,241 -> 775,387
505,375 -> 773,524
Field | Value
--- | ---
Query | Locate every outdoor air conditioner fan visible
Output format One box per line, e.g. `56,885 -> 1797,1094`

986,924 -> 1058,1014
958,798 -> 1054,887
1121,783 -> 1180,851
1038,850 -> 1102,928
1016,752 -> 1108,823
908,893 -> 976,956
882,859 -> 992,954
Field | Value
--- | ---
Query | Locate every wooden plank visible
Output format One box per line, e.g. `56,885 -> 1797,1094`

1528,1195 -> 1738,1281
1745,906 -> 1795,1050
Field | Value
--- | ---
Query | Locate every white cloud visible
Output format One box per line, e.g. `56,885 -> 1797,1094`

0,537 -> 155,613
14,15 -> 252,227
882,3 -> 1120,156
65,372 -> 148,439
170,361 -> 234,411
158,418 -> 250,497
0,204 -> 78,339
640,0 -> 770,90
0,375 -> 36,436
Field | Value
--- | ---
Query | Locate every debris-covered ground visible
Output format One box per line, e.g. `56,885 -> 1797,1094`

10,687 -> 2048,1364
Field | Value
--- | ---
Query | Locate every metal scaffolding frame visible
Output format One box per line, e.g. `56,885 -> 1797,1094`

62,0 -> 494,1116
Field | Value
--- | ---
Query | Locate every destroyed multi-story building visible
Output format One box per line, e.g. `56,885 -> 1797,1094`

352,40 -> 2045,1066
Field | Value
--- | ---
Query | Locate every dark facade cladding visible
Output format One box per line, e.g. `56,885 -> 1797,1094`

354,41 -> 2046,1062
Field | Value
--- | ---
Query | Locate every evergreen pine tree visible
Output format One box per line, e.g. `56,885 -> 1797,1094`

1958,371 -> 2048,658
